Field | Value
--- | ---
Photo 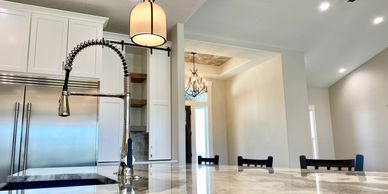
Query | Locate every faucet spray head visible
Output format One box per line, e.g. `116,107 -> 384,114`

58,91 -> 70,117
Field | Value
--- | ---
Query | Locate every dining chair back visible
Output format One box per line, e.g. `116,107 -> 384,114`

237,156 -> 273,168
299,154 -> 364,171
198,155 -> 219,165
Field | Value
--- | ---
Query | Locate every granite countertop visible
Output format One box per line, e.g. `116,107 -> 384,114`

1,164 -> 388,193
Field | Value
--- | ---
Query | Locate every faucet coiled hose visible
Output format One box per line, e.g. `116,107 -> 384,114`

62,38 -> 129,91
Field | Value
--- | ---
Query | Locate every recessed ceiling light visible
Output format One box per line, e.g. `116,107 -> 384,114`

319,2 -> 331,12
373,17 -> 384,25
339,68 -> 347,74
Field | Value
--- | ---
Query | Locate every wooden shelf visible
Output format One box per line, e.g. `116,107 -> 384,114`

130,126 -> 147,132
131,99 -> 146,107
129,72 -> 147,83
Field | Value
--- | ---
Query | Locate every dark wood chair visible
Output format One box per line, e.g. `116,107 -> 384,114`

237,156 -> 273,168
299,154 -> 364,171
198,155 -> 219,165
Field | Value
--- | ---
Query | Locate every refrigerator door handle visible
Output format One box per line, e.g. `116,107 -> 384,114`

9,102 -> 20,176
22,103 -> 32,175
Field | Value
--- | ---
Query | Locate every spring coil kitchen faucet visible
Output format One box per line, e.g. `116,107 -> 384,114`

58,38 -> 138,181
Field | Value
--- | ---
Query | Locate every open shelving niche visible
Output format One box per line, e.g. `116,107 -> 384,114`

125,46 -> 148,161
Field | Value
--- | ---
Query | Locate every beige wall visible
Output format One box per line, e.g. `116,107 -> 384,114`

185,35 -> 313,167
168,23 -> 186,163
225,56 -> 290,167
307,87 -> 335,158
329,48 -> 388,172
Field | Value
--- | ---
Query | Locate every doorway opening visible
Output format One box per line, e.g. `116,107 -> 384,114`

185,104 -> 211,164
193,106 -> 210,158
185,106 -> 192,164
185,106 -> 210,164
185,81 -> 213,164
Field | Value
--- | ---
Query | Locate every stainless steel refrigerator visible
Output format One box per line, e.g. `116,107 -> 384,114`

0,74 -> 99,183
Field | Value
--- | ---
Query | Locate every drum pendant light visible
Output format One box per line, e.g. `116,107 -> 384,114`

129,0 -> 167,47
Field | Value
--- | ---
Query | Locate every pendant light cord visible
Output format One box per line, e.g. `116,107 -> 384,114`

191,52 -> 197,73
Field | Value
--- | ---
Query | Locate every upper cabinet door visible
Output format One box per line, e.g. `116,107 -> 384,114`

0,8 -> 30,72
67,19 -> 103,78
148,50 -> 171,105
100,48 -> 124,93
28,13 -> 68,75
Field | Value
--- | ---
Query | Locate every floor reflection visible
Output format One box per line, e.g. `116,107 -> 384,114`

196,166 -> 210,194
315,174 -> 321,194
237,166 -> 274,174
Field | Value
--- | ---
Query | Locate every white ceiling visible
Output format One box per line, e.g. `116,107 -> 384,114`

5,0 -> 206,34
185,0 -> 388,87
5,0 -> 387,86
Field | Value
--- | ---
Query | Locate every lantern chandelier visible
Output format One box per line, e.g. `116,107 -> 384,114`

185,52 -> 208,98
129,0 -> 167,47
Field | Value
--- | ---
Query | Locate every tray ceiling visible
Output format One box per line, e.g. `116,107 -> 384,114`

184,52 -> 231,66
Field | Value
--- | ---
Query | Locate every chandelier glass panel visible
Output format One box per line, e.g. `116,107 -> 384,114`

185,52 -> 208,98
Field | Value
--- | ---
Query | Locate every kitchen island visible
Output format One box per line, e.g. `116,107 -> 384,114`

1,164 -> 388,193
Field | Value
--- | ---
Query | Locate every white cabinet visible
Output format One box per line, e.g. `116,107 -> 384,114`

97,47 -> 124,163
98,98 -> 123,162
0,8 -> 30,72
28,13 -> 68,74
98,33 -> 172,162
0,1 -> 107,78
99,47 -> 124,94
68,19 -> 103,78
148,49 -> 171,160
